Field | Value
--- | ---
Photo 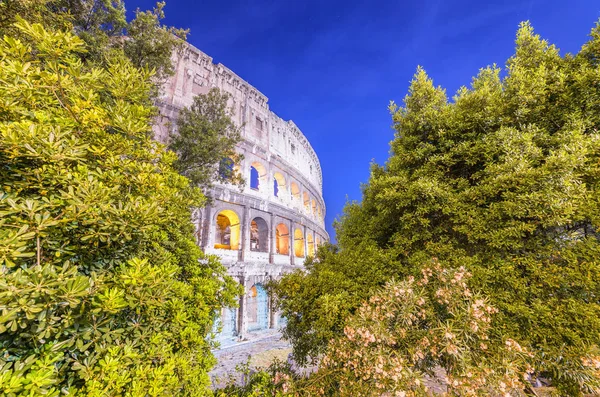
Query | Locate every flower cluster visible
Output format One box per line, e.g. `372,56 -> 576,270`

307,260 -> 533,396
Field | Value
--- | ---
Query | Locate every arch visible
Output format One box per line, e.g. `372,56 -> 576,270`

290,182 -> 300,203
316,235 -> 322,248
250,217 -> 269,252
303,192 -> 310,211
247,284 -> 268,331
307,233 -> 315,257
311,199 -> 317,216
214,210 -> 240,250
219,157 -> 235,180
250,161 -> 266,190
294,228 -> 305,258
273,172 -> 286,198
275,223 -> 290,255
213,306 -> 237,340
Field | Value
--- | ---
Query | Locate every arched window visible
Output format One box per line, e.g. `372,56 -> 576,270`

275,223 -> 290,255
219,157 -> 235,180
311,199 -> 317,217
250,217 -> 269,252
316,235 -> 322,248
290,182 -> 300,203
294,228 -> 304,258
247,284 -> 268,331
250,166 -> 259,190
307,233 -> 315,257
214,210 -> 240,250
303,192 -> 310,212
250,161 -> 266,191
273,172 -> 286,198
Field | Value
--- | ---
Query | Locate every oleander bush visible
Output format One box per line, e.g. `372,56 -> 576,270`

273,20 -> 600,395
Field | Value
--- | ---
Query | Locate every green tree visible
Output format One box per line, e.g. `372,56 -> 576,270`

274,21 -> 600,395
0,0 -> 186,84
168,88 -> 244,191
0,18 -> 239,396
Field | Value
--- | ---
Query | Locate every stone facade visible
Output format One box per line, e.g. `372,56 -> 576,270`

154,42 -> 328,342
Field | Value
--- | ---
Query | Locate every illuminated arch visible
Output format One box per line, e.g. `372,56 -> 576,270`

307,233 -> 315,257
273,172 -> 286,198
303,192 -> 310,211
294,228 -> 304,258
250,217 -> 269,252
250,161 -> 267,190
311,199 -> 317,217
290,182 -> 300,203
214,209 -> 240,250
316,235 -> 322,247
275,223 -> 290,255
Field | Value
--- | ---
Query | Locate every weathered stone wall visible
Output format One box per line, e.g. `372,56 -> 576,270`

154,42 -> 328,342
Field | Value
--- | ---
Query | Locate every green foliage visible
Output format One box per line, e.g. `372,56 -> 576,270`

0,19 -> 239,395
168,88 -> 244,191
304,263 -> 535,396
215,360 -> 295,397
123,1 -> 188,82
271,242 -> 402,365
0,0 -> 187,85
274,21 -> 600,394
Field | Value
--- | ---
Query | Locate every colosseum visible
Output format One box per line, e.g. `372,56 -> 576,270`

154,43 -> 328,344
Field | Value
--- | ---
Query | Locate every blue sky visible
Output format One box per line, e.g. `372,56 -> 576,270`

127,0 -> 600,241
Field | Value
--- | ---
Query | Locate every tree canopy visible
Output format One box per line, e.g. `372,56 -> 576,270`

0,17 -> 239,396
273,21 -> 600,395
0,0 -> 187,84
168,88 -> 244,191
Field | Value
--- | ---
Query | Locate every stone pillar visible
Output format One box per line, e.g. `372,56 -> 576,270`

269,213 -> 275,264
172,53 -> 186,103
303,225 -> 309,261
240,205 -> 249,262
200,203 -> 213,251
289,220 -> 295,266
238,276 -> 247,340
269,278 -> 277,329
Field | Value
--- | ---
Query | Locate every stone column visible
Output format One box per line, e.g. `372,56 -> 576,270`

200,203 -> 213,251
172,53 -> 186,103
269,278 -> 277,329
269,213 -> 275,264
303,225 -> 309,261
289,220 -> 295,266
239,205 -> 249,262
238,276 -> 247,340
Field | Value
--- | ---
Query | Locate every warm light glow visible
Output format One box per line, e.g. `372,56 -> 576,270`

307,233 -> 315,256
276,223 -> 290,255
291,182 -> 300,202
214,209 -> 240,250
294,228 -> 304,258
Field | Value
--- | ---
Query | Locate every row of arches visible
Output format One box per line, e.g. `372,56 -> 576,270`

246,160 -> 324,222
214,210 -> 322,258
214,283 -> 271,340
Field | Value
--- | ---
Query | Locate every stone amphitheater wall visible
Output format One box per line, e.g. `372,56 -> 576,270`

154,42 -> 328,342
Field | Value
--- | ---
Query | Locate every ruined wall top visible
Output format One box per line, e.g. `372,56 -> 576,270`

157,42 -> 324,194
